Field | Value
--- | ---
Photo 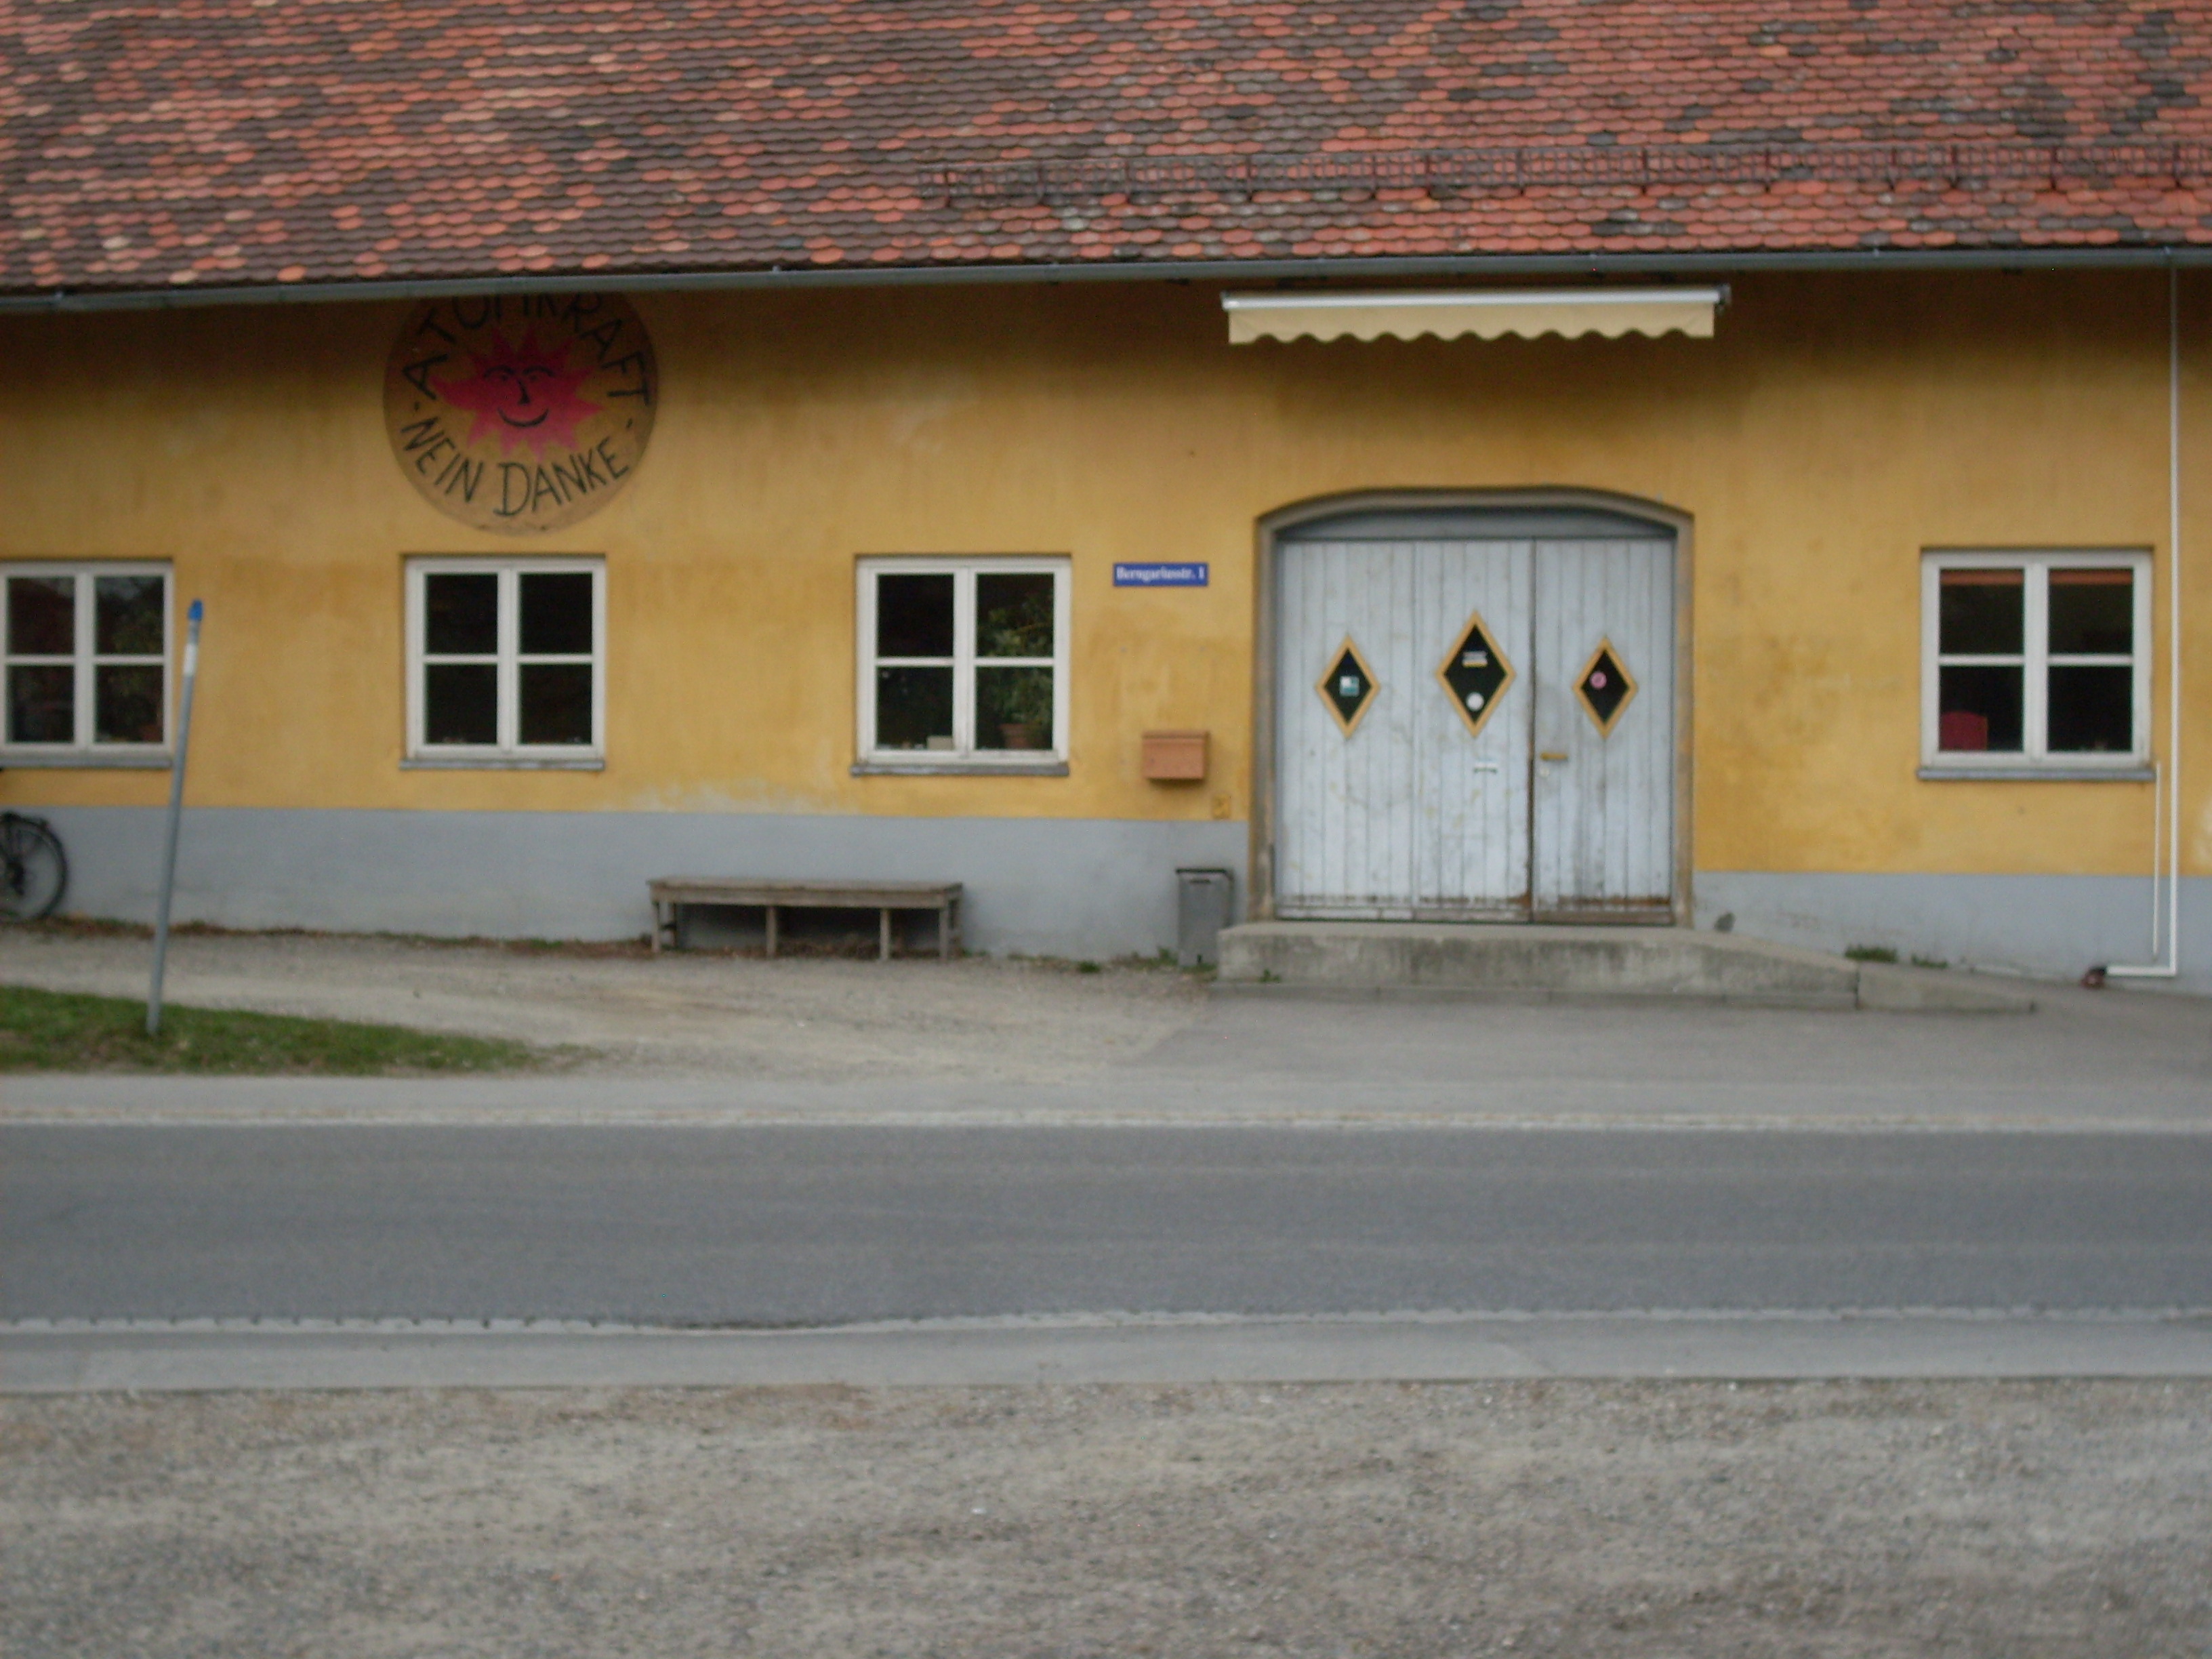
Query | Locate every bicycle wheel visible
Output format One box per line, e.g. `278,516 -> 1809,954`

0,813 -> 67,920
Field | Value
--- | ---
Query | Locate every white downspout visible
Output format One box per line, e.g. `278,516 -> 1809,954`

2105,264 -> 2186,981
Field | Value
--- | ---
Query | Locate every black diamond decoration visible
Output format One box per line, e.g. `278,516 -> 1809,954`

1439,615 -> 1511,731
1321,642 -> 1376,731
1578,642 -> 1634,732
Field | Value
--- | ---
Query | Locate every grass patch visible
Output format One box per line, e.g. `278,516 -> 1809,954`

1843,944 -> 1900,964
1000,949 -> 1206,976
0,984 -> 546,1076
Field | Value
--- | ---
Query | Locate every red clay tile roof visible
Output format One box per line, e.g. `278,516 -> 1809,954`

3,0 -> 2210,300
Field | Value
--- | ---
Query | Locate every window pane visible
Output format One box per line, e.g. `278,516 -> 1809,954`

976,573 -> 1054,658
520,573 -> 593,656
1938,569 -> 2022,655
95,664 -> 163,743
877,575 -> 954,659
519,663 -> 593,745
95,576 -> 163,656
874,665 -> 954,750
424,663 -> 498,744
1937,665 -> 2022,752
2048,569 -> 2133,655
7,577 -> 74,657
977,666 -> 1054,749
2048,665 -> 2132,753
425,573 -> 499,655
7,665 -> 73,743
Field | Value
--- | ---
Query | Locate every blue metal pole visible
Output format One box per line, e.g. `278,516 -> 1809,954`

147,599 -> 203,1038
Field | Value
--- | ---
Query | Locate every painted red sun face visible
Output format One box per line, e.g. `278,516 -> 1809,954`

435,330 -> 600,456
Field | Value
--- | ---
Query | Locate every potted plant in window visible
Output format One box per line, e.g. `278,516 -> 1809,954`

993,670 -> 1053,750
979,583 -> 1054,750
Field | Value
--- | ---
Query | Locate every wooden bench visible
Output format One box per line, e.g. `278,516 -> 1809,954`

649,878 -> 962,960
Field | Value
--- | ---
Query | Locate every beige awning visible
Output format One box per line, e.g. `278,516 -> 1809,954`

1221,287 -> 1726,345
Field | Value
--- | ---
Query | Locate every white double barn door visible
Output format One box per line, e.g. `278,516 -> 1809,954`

1276,533 -> 1675,920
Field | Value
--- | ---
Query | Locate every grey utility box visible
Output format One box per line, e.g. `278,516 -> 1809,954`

1174,867 -> 1235,968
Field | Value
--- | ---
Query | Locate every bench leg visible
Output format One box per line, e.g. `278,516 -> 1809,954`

652,901 -> 665,955
765,905 -> 778,959
939,902 -> 951,962
880,907 -> 893,962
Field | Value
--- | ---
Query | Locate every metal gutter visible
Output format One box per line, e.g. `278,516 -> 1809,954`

5,244 -> 2212,314
2100,264 -> 2187,984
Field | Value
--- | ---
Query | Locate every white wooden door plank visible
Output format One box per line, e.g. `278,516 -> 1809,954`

1531,538 -> 1674,913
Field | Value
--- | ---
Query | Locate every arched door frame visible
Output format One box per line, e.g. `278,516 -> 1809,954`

1249,487 -> 1696,926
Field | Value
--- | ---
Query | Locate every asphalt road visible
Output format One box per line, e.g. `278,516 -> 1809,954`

7,1124 -> 2210,1324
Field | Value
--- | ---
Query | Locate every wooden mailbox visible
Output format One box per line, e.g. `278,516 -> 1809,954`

1142,729 -> 1208,781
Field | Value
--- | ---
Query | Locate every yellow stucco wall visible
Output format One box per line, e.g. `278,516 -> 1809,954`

0,269 -> 2203,878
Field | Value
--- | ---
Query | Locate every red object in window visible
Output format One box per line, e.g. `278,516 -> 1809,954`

1940,710 -> 1990,752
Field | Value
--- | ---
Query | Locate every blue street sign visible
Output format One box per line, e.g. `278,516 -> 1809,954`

1113,562 -> 1210,588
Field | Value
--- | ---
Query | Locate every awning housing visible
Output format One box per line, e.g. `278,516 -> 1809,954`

1221,286 -> 1727,344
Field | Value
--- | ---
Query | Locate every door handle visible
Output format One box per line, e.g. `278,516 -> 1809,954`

1470,760 -> 1502,773
1538,751 -> 1570,762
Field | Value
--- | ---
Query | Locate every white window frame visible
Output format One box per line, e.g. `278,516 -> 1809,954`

1,561 -> 173,767
1919,549 -> 2152,777
854,556 -> 1071,773
404,556 -> 606,769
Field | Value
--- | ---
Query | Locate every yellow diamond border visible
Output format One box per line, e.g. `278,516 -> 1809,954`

1574,634 -> 1638,737
1433,606 -> 1517,743
1316,634 -> 1380,737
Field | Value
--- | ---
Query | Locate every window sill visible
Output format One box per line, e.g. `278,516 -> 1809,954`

403,755 -> 605,772
1918,764 -> 2154,782
852,758 -> 1069,777
0,750 -> 171,769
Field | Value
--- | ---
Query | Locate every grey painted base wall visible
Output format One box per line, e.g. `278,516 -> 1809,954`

18,804 -> 2203,991
22,806 -> 1249,960
1693,870 -> 2212,994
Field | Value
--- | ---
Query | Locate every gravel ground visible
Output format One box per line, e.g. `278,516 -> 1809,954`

5,1380 -> 2208,1658
0,926 -> 1208,1082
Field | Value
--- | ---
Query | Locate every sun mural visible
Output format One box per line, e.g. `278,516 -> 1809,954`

384,294 -> 657,534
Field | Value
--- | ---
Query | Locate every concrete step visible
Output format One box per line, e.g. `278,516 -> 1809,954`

1215,922 -> 2035,1012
